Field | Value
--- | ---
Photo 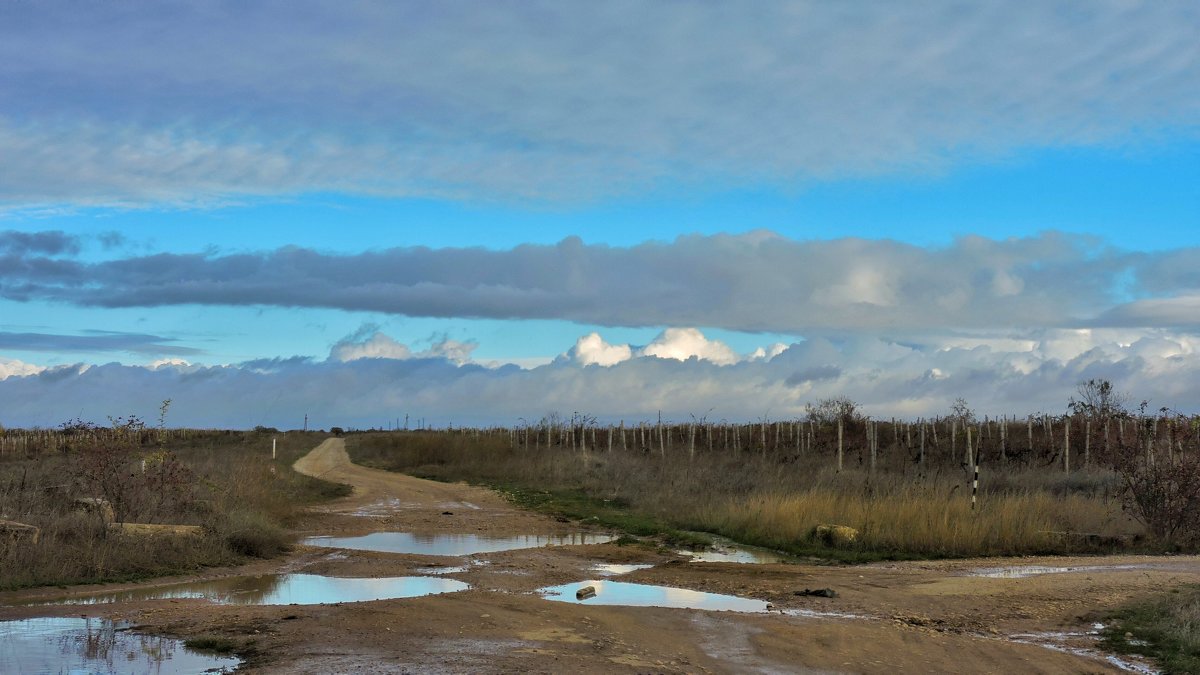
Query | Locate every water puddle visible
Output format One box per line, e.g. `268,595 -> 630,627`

969,564 -> 1140,579
415,565 -> 469,576
350,497 -> 405,517
37,573 -> 468,606
303,532 -> 614,556
591,563 -> 654,576
538,580 -> 770,613
0,617 -> 240,674
1005,628 -> 1158,674
680,536 -> 792,565
781,608 -> 869,620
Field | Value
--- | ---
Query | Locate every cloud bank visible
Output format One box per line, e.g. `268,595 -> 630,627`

1,327 -> 1198,429
1,2 -> 1196,205
3,231 -> 1199,333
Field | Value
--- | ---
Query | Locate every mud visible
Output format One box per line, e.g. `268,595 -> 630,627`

2,437 -> 1195,673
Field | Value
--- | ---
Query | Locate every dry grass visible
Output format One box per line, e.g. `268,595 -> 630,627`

0,430 -> 348,590
349,430 -> 1141,559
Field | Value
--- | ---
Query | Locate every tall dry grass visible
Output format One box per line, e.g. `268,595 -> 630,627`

0,430 -> 347,590
349,430 -> 1139,559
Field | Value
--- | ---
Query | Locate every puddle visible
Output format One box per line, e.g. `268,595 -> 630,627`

38,573 -> 468,606
350,497 -> 405,517
592,563 -> 654,576
0,617 -> 240,674
680,536 -> 792,565
538,580 -> 770,613
415,565 -> 469,576
969,564 -> 1140,579
781,608 -> 869,620
303,532 -> 615,556
1005,630 -> 1159,674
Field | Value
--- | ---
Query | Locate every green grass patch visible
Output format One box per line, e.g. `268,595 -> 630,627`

489,483 -> 712,548
1102,584 -> 1200,674
184,635 -> 239,655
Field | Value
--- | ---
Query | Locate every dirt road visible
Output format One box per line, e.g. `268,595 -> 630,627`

6,438 -> 1197,673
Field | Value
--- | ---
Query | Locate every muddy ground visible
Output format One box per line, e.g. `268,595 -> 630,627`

3,437 -> 1195,673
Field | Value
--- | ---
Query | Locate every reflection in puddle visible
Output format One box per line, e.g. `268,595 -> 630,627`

1005,629 -> 1158,674
0,617 -> 240,674
592,563 -> 654,576
970,564 -> 1139,579
416,566 -> 469,576
539,580 -> 769,613
782,608 -> 869,620
680,536 -> 792,564
303,532 -> 614,556
41,574 -> 468,606
350,497 -> 405,517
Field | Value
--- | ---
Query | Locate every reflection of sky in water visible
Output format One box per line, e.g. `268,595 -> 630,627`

0,617 -> 240,674
591,563 -> 653,576
679,535 -> 792,564
303,532 -> 614,556
539,580 -> 769,612
38,574 -> 468,606
969,565 -> 1139,579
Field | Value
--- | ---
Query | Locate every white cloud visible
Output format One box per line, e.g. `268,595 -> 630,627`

5,325 -> 1199,428
0,2 -> 1196,206
568,333 -> 633,367
639,328 -> 740,365
330,330 -> 477,366
0,357 -> 44,380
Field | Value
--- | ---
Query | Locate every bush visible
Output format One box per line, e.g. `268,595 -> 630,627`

218,509 -> 289,558
1117,455 -> 1200,546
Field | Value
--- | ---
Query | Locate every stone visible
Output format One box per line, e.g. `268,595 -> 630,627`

811,524 -> 858,547
107,522 -> 204,537
73,497 -> 115,524
0,519 -> 40,545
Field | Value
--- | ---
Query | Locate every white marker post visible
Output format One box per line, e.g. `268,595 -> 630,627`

272,437 -> 277,460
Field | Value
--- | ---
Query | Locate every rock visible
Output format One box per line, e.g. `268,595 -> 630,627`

441,511 -> 454,515
0,519 -> 40,545
811,524 -> 858,548
73,497 -> 115,524
576,585 -> 597,600
795,588 -> 838,598
107,522 -> 204,537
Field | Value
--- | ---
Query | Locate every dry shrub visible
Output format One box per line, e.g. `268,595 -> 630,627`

0,429 -> 343,590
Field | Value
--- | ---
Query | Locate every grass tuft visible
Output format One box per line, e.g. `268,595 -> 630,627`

1102,584 -> 1200,674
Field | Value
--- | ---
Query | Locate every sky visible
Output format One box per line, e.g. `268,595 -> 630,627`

0,1 -> 1198,429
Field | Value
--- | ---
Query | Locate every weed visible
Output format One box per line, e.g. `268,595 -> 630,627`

184,635 -> 239,655
1103,584 -> 1200,674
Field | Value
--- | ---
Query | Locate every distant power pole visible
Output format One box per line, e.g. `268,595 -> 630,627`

304,414 -> 308,432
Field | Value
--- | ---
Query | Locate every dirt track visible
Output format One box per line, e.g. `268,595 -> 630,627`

5,437 -> 1198,673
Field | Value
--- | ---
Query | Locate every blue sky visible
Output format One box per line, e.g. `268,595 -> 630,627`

1,2 -> 1197,428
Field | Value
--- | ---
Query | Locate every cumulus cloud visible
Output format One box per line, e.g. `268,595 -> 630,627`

640,328 -> 740,365
7,231 -> 1200,333
330,328 -> 478,366
566,329 -> 779,367
0,2 -> 1196,206
3,326 -> 1198,428
567,333 -> 632,367
0,357 -> 44,380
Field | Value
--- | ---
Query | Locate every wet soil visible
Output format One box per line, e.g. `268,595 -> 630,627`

3,437 -> 1195,673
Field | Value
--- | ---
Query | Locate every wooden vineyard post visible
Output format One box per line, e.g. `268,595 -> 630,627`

837,419 -> 844,472
919,422 -> 926,468
1064,418 -> 1070,473
1084,419 -> 1091,467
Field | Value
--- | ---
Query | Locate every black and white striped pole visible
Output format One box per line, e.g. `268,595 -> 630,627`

971,462 -> 979,511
